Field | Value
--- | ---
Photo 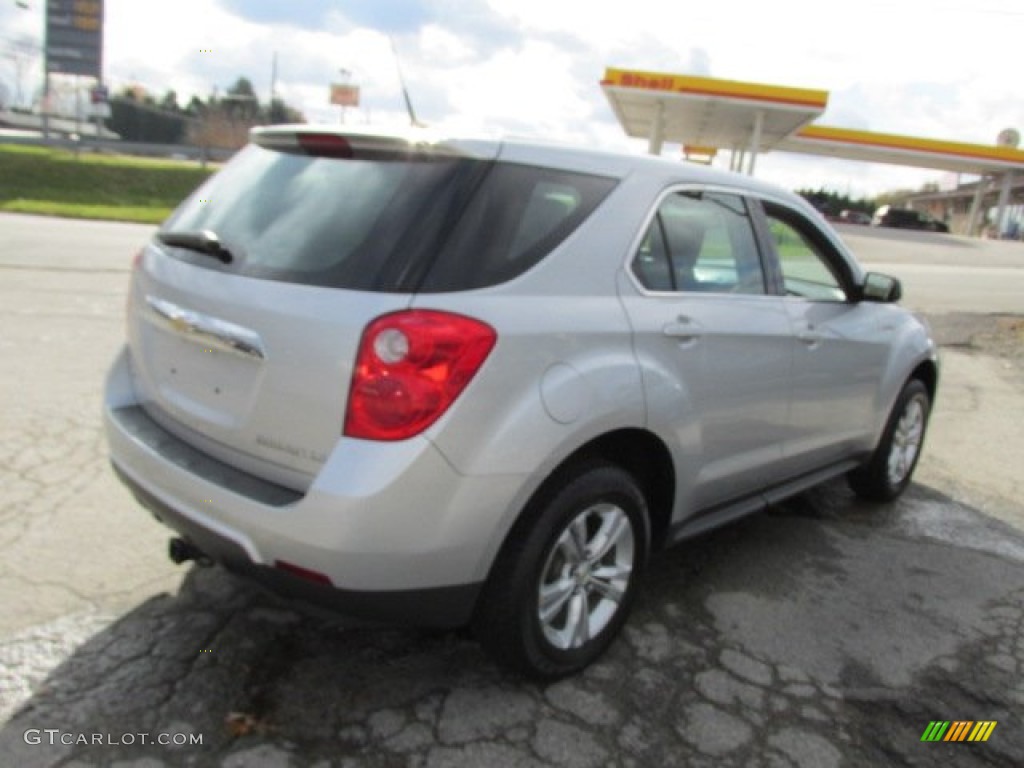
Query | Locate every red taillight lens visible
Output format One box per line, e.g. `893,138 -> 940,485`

344,310 -> 497,441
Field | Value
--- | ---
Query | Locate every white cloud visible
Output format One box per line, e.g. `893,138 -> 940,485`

437,40 -> 594,136
420,24 -> 477,65
4,0 -> 1022,196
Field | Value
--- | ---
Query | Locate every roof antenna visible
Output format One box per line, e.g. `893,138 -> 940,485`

390,37 -> 425,128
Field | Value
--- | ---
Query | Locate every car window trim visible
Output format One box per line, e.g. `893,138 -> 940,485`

652,212 -> 679,292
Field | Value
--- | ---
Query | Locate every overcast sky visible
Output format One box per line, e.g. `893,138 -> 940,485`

3,0 -> 1022,196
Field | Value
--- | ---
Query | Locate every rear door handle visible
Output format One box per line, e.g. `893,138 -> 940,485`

797,326 -> 824,346
662,315 -> 703,340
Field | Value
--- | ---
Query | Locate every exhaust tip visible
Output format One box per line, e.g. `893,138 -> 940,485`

168,537 -> 213,567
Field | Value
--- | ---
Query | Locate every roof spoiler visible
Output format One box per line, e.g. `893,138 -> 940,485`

250,125 -> 499,161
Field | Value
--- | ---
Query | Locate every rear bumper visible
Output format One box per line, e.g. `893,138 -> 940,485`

112,462 -> 480,627
104,348 -> 526,627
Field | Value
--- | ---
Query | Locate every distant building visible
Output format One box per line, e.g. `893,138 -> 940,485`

900,178 -> 1024,238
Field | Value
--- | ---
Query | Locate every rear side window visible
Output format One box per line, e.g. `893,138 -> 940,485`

419,165 -> 617,291
160,144 -> 615,293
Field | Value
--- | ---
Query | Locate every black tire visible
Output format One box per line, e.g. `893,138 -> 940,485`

473,462 -> 649,680
848,378 -> 930,502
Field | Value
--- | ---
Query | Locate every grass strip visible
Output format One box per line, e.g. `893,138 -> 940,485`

0,144 -> 215,224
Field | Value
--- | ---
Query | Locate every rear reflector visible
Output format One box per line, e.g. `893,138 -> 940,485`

275,560 -> 333,586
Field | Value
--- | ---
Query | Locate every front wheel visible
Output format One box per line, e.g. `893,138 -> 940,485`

848,378 -> 931,502
473,463 -> 649,680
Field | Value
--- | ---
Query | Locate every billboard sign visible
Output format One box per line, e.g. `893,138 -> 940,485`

46,0 -> 104,78
330,83 -> 360,108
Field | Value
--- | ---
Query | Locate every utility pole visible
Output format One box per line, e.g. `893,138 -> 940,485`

270,51 -> 277,103
338,68 -> 350,124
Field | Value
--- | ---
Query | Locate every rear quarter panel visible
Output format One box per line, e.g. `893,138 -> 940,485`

411,173 -> 661,567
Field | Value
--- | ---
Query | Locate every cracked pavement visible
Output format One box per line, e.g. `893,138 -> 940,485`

1,213 -> 1022,766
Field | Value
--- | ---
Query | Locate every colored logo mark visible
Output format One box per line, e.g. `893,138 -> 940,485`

921,721 -> 997,742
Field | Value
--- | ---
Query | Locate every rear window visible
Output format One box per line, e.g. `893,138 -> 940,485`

159,142 -> 616,293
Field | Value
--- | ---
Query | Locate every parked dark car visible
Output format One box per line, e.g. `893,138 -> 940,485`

840,209 -> 871,225
872,205 -> 949,233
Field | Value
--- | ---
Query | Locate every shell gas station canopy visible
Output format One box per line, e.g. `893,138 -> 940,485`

601,68 -> 829,173
600,67 -> 1024,232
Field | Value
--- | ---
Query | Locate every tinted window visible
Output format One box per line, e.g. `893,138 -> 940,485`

631,190 -> 765,294
161,144 -> 485,291
419,165 -> 617,291
162,145 -> 615,293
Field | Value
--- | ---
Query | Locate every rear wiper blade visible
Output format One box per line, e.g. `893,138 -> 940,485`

156,229 -> 234,264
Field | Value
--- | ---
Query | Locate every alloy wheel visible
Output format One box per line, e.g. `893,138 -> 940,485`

537,502 -> 635,650
887,394 -> 926,486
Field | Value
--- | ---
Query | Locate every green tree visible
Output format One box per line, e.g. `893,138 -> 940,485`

106,75 -> 305,147
160,89 -> 180,113
185,95 -> 205,116
268,97 -> 303,125
796,187 -> 875,216
106,85 -> 189,143
227,77 -> 256,99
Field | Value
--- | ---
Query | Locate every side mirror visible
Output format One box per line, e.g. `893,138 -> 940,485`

860,272 -> 902,303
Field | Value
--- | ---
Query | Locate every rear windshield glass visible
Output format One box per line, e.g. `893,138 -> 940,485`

160,142 -> 617,292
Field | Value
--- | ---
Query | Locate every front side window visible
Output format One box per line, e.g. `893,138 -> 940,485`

764,206 -> 847,301
631,190 -> 766,295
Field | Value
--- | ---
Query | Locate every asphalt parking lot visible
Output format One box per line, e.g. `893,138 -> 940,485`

1,213 -> 1022,766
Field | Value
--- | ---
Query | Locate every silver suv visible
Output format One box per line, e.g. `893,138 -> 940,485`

104,127 -> 937,678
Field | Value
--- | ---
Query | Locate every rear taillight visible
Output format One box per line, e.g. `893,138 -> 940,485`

344,310 -> 497,441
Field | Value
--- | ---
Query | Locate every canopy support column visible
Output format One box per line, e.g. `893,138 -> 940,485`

647,101 -> 665,156
995,172 -> 1014,237
733,148 -> 746,173
745,110 -> 764,175
966,178 -> 988,237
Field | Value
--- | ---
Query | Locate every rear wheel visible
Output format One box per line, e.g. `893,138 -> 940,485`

848,378 -> 930,502
474,463 -> 648,679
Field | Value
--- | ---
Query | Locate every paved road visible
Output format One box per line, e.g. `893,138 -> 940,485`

1,213 -> 1022,766
834,224 -> 1024,314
